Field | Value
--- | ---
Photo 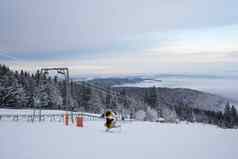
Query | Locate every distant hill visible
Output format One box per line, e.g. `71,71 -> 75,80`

86,77 -> 145,88
113,87 -> 228,112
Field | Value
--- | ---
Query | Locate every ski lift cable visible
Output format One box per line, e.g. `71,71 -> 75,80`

90,82 -> 137,104
76,81 -> 141,118
76,81 -> 135,103
76,81 -> 127,119
0,52 -> 18,61
76,81 -> 118,97
83,82 -> 127,98
0,52 -> 27,70
76,81 -> 108,94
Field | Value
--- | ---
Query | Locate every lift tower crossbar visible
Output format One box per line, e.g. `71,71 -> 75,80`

34,67 -> 73,123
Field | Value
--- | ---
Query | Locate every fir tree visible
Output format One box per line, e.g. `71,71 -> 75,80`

144,86 -> 157,109
223,102 -> 232,128
230,105 -> 237,126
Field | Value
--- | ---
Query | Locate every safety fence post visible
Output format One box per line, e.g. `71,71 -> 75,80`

64,112 -> 69,126
76,116 -> 83,127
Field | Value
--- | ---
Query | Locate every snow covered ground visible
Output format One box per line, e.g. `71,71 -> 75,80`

0,108 -> 66,115
1,120 -> 238,159
0,108 -> 101,118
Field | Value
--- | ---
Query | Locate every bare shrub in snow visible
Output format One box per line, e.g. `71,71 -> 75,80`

162,107 -> 177,122
146,107 -> 158,122
135,110 -> 146,121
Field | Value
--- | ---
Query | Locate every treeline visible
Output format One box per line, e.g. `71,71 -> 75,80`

174,103 -> 238,128
0,64 -> 139,114
133,86 -> 238,128
0,64 -> 62,109
1,64 -> 238,128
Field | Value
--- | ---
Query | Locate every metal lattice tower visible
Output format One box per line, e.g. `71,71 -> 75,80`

33,67 -> 73,123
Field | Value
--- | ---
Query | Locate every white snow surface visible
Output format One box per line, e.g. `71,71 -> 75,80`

0,108 -> 66,115
0,108 -> 100,117
1,120 -> 238,159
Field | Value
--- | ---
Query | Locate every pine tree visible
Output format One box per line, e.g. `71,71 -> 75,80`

35,70 -> 41,85
0,66 -> 27,108
216,111 -> 224,127
54,76 -> 58,84
33,85 -> 49,109
144,87 -> 157,109
121,89 -> 130,110
230,105 -> 237,126
223,102 -> 232,128
87,92 -> 104,113
79,82 -> 91,111
105,93 -> 112,109
46,83 -> 63,108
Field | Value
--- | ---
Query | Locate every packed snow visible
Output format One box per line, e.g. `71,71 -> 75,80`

1,119 -> 238,159
0,108 -> 66,115
0,108 -> 100,117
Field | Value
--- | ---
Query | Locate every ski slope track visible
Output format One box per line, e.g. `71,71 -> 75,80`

1,119 -> 238,159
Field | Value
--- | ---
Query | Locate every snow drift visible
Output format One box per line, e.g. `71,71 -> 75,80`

1,120 -> 237,159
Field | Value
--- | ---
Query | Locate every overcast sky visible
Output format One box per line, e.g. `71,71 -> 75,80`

0,0 -> 238,76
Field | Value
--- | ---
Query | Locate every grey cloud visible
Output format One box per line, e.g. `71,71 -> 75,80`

226,51 -> 238,58
0,0 -> 238,55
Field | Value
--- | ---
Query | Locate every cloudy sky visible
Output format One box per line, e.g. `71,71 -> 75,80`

0,0 -> 238,76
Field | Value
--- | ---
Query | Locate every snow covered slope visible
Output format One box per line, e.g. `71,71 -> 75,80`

1,120 -> 237,159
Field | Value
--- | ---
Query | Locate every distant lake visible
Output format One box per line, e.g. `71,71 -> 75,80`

117,75 -> 238,102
